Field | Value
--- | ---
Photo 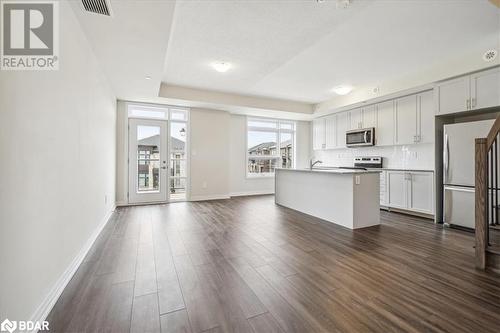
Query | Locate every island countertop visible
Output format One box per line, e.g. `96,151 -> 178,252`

276,167 -> 382,174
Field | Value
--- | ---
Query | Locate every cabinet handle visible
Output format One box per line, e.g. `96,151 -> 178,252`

466,99 -> 470,110
472,98 -> 476,108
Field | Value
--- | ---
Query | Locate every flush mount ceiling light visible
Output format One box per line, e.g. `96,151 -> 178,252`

336,0 -> 351,9
211,62 -> 232,73
332,85 -> 353,95
483,49 -> 498,62
145,76 -> 152,80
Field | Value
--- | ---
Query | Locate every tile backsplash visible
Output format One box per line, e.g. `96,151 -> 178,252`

313,143 -> 435,170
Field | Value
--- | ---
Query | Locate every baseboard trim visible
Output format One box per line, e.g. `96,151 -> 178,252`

190,194 -> 230,201
28,205 -> 116,330
230,190 -> 274,197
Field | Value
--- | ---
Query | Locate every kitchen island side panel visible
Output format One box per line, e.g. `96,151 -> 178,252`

353,173 -> 381,228
275,169 -> 355,228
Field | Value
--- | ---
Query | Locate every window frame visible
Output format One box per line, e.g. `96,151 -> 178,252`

246,117 -> 296,179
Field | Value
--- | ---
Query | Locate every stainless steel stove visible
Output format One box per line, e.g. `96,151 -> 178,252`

353,156 -> 383,168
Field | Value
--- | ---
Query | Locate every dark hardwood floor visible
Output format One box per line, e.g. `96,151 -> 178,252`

45,195 -> 500,333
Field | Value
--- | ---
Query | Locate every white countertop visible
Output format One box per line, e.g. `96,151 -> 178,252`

276,167 -> 381,174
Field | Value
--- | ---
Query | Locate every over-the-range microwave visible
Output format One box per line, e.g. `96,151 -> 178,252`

346,128 -> 375,147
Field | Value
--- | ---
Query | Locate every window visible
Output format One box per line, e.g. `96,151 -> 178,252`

128,104 -> 168,119
247,117 -> 296,177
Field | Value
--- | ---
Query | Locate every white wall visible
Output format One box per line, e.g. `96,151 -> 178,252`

190,108 -> 230,200
0,1 -> 116,323
229,114 -> 311,196
115,108 -> 311,202
116,101 -> 128,205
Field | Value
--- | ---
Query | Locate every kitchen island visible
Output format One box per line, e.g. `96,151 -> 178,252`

275,168 -> 381,229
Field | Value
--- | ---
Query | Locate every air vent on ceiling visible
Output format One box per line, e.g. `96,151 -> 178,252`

483,49 -> 498,62
81,0 -> 112,17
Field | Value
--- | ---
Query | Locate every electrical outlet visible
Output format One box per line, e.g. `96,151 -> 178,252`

355,175 -> 361,185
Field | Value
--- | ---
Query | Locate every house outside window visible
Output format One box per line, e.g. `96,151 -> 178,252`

247,117 -> 296,177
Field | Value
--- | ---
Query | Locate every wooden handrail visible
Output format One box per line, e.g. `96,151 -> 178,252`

475,138 -> 487,269
475,114 -> 500,269
486,115 -> 500,149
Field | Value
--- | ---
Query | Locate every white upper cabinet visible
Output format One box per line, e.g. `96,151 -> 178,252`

362,105 -> 377,129
435,76 -> 470,115
471,67 -> 500,110
312,118 -> 325,150
395,94 -> 418,145
376,100 -> 394,146
417,90 -> 435,144
336,112 -> 349,148
349,108 -> 363,130
436,67 -> 500,115
324,115 -> 337,149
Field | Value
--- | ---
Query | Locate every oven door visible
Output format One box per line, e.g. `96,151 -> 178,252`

346,128 -> 374,147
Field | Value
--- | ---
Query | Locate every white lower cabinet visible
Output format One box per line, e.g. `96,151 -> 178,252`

387,170 -> 434,215
379,171 -> 388,206
387,171 -> 408,209
408,172 -> 434,214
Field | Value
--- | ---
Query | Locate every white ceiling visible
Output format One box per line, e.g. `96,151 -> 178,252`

69,0 -> 176,101
163,0 -> 500,104
71,0 -> 499,116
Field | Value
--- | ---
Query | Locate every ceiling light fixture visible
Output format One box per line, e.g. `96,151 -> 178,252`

332,85 -> 353,95
211,62 -> 231,73
336,0 -> 351,9
145,76 -> 152,80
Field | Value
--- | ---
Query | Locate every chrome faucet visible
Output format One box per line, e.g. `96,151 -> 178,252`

310,159 -> 323,169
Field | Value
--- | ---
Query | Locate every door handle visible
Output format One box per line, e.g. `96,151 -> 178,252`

443,134 -> 449,182
161,166 -> 167,170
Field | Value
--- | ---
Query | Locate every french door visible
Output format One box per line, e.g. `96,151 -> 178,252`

128,118 -> 168,204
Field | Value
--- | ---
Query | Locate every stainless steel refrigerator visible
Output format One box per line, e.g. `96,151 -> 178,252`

443,119 -> 495,229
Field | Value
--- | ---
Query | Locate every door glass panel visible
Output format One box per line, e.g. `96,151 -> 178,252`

137,125 -> 161,193
170,178 -> 186,200
170,122 -> 187,200
170,159 -> 187,177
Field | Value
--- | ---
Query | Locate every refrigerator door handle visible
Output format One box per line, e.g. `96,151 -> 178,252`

443,134 -> 449,183
444,185 -> 475,193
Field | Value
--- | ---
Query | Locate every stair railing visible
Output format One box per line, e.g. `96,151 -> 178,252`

475,115 -> 500,269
